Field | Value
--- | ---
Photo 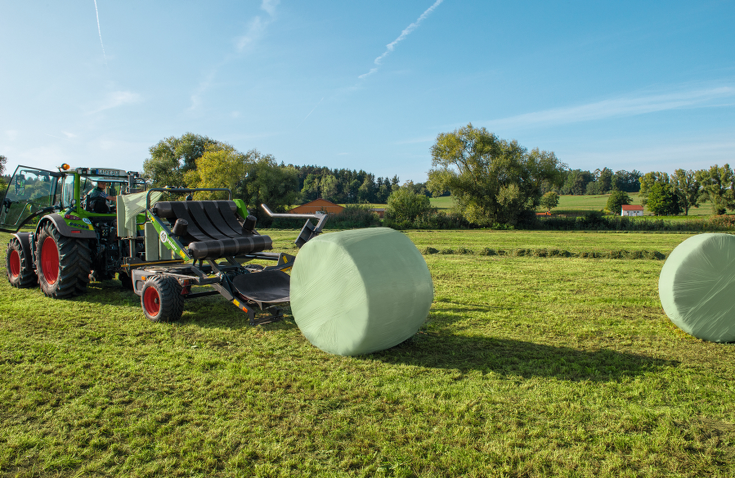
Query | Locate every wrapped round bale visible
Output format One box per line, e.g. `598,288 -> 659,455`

290,228 -> 434,356
659,233 -> 735,342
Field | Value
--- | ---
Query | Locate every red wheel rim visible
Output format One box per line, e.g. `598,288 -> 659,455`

41,237 -> 59,285
9,249 -> 21,279
143,286 -> 161,317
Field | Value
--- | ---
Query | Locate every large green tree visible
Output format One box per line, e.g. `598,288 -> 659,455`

696,164 -> 734,215
385,183 -> 434,223
606,190 -> 632,215
596,167 -> 614,193
427,124 -> 565,225
184,144 -> 251,199
646,182 -> 681,216
638,171 -> 670,206
238,152 -> 300,224
143,133 -> 224,187
560,169 -> 594,195
671,169 -> 701,216
540,191 -> 559,212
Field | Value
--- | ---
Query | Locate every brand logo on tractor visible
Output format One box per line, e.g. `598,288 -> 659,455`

160,231 -> 168,243
82,218 -> 91,224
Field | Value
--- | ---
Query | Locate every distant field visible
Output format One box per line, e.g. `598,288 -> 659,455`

429,196 -> 455,210
432,194 -> 715,217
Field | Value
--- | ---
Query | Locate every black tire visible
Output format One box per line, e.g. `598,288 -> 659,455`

6,237 -> 37,288
35,223 -> 92,298
118,272 -> 133,290
141,276 -> 184,322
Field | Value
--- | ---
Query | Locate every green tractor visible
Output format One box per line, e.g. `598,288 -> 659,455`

1,163 -> 327,324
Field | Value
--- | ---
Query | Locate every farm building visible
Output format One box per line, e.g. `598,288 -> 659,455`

289,199 -> 344,215
371,208 -> 386,218
621,205 -> 644,216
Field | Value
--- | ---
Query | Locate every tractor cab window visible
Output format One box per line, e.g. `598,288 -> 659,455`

0,166 -> 59,232
61,174 -> 75,208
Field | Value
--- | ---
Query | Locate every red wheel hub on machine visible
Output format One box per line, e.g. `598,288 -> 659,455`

9,249 -> 21,278
143,287 -> 161,316
41,237 -> 59,285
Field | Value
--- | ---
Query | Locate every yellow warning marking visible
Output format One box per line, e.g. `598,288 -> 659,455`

233,299 -> 240,307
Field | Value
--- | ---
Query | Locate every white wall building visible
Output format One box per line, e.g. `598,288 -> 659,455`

621,205 -> 644,216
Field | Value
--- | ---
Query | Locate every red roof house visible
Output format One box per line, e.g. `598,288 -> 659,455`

621,205 -> 644,216
288,199 -> 344,215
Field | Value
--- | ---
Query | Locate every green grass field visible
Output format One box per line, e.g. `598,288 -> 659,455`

2,229 -> 735,477
430,193 -> 716,217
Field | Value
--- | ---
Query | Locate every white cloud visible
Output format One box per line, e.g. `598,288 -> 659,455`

235,0 -> 278,52
261,0 -> 279,17
236,16 -> 266,52
359,0 -> 444,79
189,70 -> 216,111
484,86 -> 735,129
5,130 -> 19,141
192,1 -> 279,110
62,131 -> 76,139
90,91 -> 142,114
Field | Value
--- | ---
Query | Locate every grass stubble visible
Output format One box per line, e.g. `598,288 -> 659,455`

0,230 -> 734,477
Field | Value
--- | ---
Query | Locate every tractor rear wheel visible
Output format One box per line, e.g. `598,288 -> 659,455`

141,276 -> 184,322
35,223 -> 92,298
6,237 -> 37,288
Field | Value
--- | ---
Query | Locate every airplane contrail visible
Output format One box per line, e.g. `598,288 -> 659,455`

359,0 -> 444,79
297,97 -> 325,128
93,0 -> 108,65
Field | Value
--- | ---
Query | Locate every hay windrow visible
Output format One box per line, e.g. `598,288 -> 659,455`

422,247 -> 668,260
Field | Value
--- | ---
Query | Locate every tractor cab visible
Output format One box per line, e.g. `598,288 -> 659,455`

0,164 -> 146,233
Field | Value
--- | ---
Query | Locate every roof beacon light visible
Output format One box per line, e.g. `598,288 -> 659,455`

60,163 -> 71,171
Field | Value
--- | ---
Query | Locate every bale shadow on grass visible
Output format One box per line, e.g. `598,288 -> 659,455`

371,333 -> 678,382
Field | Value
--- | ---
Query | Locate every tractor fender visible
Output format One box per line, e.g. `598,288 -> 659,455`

11,232 -> 35,271
37,214 -> 97,239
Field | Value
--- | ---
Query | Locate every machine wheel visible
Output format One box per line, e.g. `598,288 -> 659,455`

141,276 -> 184,322
35,223 -> 92,298
6,237 -> 37,288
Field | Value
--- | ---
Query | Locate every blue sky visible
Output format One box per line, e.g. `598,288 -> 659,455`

1,0 -> 733,183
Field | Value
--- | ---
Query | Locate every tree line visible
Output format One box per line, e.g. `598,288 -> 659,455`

559,168 -> 642,195
637,166 -> 735,216
2,126 -> 732,228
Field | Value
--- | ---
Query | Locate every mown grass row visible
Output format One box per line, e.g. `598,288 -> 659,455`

421,246 -> 667,260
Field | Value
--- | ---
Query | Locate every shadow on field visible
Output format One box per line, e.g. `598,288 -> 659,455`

372,334 -> 678,382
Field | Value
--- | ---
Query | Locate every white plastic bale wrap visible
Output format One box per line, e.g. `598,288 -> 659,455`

290,228 -> 434,356
659,233 -> 735,342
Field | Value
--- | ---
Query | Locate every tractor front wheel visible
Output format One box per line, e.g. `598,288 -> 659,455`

6,237 -> 37,288
141,276 -> 184,322
35,223 -> 92,298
